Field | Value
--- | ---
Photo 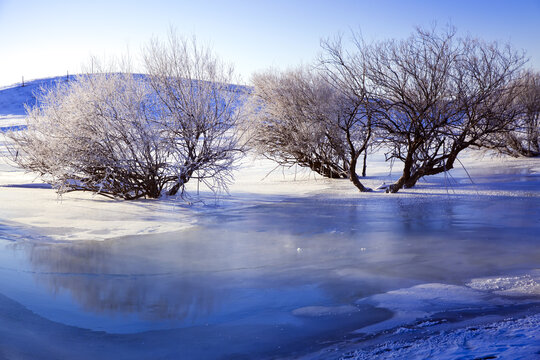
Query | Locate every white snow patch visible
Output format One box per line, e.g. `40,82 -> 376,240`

467,271 -> 540,296
0,184 -> 196,241
0,115 -> 25,127
355,283 -> 491,333
341,314 -> 540,360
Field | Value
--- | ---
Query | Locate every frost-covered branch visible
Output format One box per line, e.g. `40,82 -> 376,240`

7,33 -> 247,200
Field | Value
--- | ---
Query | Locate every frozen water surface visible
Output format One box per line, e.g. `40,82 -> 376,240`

0,164 -> 539,359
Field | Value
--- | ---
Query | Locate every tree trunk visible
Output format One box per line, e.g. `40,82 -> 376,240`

349,156 -> 371,192
403,172 -> 424,189
390,154 -> 460,191
168,172 -> 191,196
386,152 -> 414,193
386,175 -> 408,193
361,150 -> 367,177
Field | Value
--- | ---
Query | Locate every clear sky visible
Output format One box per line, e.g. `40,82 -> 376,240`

0,0 -> 539,86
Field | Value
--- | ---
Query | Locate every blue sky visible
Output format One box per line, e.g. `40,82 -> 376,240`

0,0 -> 538,86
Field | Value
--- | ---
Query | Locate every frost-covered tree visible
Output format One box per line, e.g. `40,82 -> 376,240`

8,72 -> 173,199
360,27 -> 525,192
248,67 -> 373,192
8,34 -> 246,199
143,33 -> 246,196
248,68 -> 349,179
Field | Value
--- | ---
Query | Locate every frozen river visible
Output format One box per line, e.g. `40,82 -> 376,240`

0,168 -> 539,359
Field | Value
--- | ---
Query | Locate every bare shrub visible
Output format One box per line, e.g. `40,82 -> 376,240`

8,34 -> 246,199
248,66 -> 372,191
8,72 -> 171,199
248,67 -> 349,179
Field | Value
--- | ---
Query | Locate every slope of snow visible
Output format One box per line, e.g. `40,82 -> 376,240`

340,314 -> 540,360
0,76 -> 75,117
353,283 -> 493,334
300,274 -> 540,360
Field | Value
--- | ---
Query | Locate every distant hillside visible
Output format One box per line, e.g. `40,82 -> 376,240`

0,76 -> 76,116
0,75 -> 249,118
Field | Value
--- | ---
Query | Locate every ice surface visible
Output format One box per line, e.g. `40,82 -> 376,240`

293,305 -> 361,317
0,184 -> 538,358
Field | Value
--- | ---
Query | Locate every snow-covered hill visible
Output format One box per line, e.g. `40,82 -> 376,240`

0,76 -> 78,133
0,74 -> 248,133
0,76 -> 77,117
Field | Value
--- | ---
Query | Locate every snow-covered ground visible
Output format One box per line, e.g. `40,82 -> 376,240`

301,279 -> 540,359
3,134 -> 538,242
329,314 -> 540,360
0,79 -> 539,359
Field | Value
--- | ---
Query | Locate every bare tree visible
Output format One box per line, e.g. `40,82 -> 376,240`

319,35 -> 378,186
360,27 -> 525,192
250,28 -> 526,194
143,33 -> 246,196
479,70 -> 540,157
